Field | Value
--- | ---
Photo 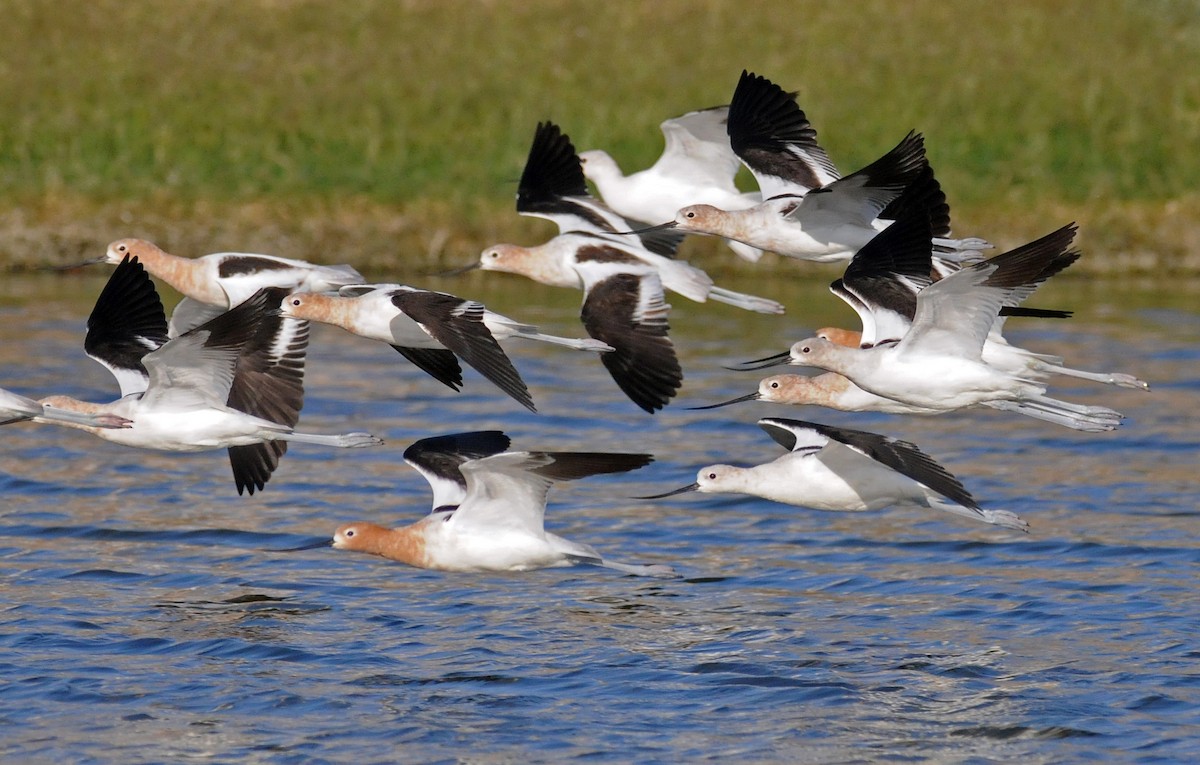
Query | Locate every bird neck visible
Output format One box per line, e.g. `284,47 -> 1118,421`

138,246 -> 226,305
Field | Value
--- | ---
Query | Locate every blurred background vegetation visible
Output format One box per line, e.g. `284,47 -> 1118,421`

1,0 -> 1197,275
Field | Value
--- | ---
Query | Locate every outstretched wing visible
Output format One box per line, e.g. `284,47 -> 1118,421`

654,104 -> 743,190
900,224 -> 1078,360
726,70 -> 840,199
84,255 -> 170,397
403,430 -> 513,513
517,121 -> 684,255
758,417 -> 979,510
391,288 -> 535,412
576,260 -> 682,414
225,287 -> 310,496
451,451 -> 652,535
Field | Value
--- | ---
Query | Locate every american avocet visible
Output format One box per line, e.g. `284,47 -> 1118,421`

476,241 -> 683,413
38,255 -> 381,494
640,71 -> 987,262
323,431 -> 675,576
783,224 -> 1128,424
1,386 -> 130,429
643,417 -> 1028,531
499,121 -> 783,314
661,130 -> 934,263
817,198 -> 1148,391
97,238 -> 365,335
692,371 -> 1122,432
579,105 -> 764,261
279,284 -> 581,413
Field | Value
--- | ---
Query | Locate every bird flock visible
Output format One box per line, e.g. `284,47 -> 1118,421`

5,70 -> 1148,577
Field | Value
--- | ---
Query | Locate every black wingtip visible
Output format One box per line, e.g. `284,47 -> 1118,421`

517,121 -> 589,213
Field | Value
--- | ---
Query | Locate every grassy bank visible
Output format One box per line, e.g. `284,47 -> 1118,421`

2,0 -> 1197,274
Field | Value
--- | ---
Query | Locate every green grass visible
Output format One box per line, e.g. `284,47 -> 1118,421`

1,0 -> 1198,273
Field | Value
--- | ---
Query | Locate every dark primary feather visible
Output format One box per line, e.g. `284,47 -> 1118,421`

877,164 -> 952,238
225,287 -> 309,496
843,203 -> 936,287
517,121 -> 590,214
528,451 -> 654,481
392,291 -> 535,412
978,223 -> 1079,291
84,255 -> 170,375
725,70 -> 839,188
580,273 -> 682,414
759,418 -> 980,510
832,131 -> 927,209
1000,306 -> 1073,320
405,431 -> 513,511
404,431 -> 512,471
391,344 -> 464,389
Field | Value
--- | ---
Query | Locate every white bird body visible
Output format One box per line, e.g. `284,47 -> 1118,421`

280,284 -> 541,412
39,392 -> 352,452
795,338 -> 1047,411
647,418 -> 1027,531
39,256 -> 381,493
330,435 -> 674,576
579,104 -> 765,261
105,238 -> 364,308
482,231 -> 783,313
671,196 -> 890,263
788,224 -> 1126,427
582,148 -> 760,222
699,447 -> 935,512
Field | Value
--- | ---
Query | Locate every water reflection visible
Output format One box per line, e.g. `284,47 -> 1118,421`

0,272 -> 1197,762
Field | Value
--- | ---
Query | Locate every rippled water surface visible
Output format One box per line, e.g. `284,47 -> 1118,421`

1,271 -> 1197,763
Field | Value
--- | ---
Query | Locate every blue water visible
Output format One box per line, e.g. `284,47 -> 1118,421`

1,273 -> 1197,763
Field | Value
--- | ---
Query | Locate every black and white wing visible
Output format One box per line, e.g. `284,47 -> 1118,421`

84,255 -> 170,397
575,256 -> 682,414
518,122 -> 685,256
791,131 -> 926,226
225,287 -> 310,496
837,186 -> 938,345
725,70 -> 840,199
900,224 -> 1079,361
758,417 -> 979,510
403,430 -> 513,513
391,288 -> 535,412
451,450 -> 652,535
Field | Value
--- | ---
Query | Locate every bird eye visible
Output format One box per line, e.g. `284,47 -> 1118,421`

291,298 -> 301,306
801,346 -> 811,354
487,251 -> 499,259
686,211 -> 696,219
707,472 -> 717,480
118,245 -> 127,252
344,528 -> 355,537
770,381 -> 780,389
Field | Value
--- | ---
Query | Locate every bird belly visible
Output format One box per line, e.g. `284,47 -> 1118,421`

424,529 -> 565,572
100,409 -> 276,451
